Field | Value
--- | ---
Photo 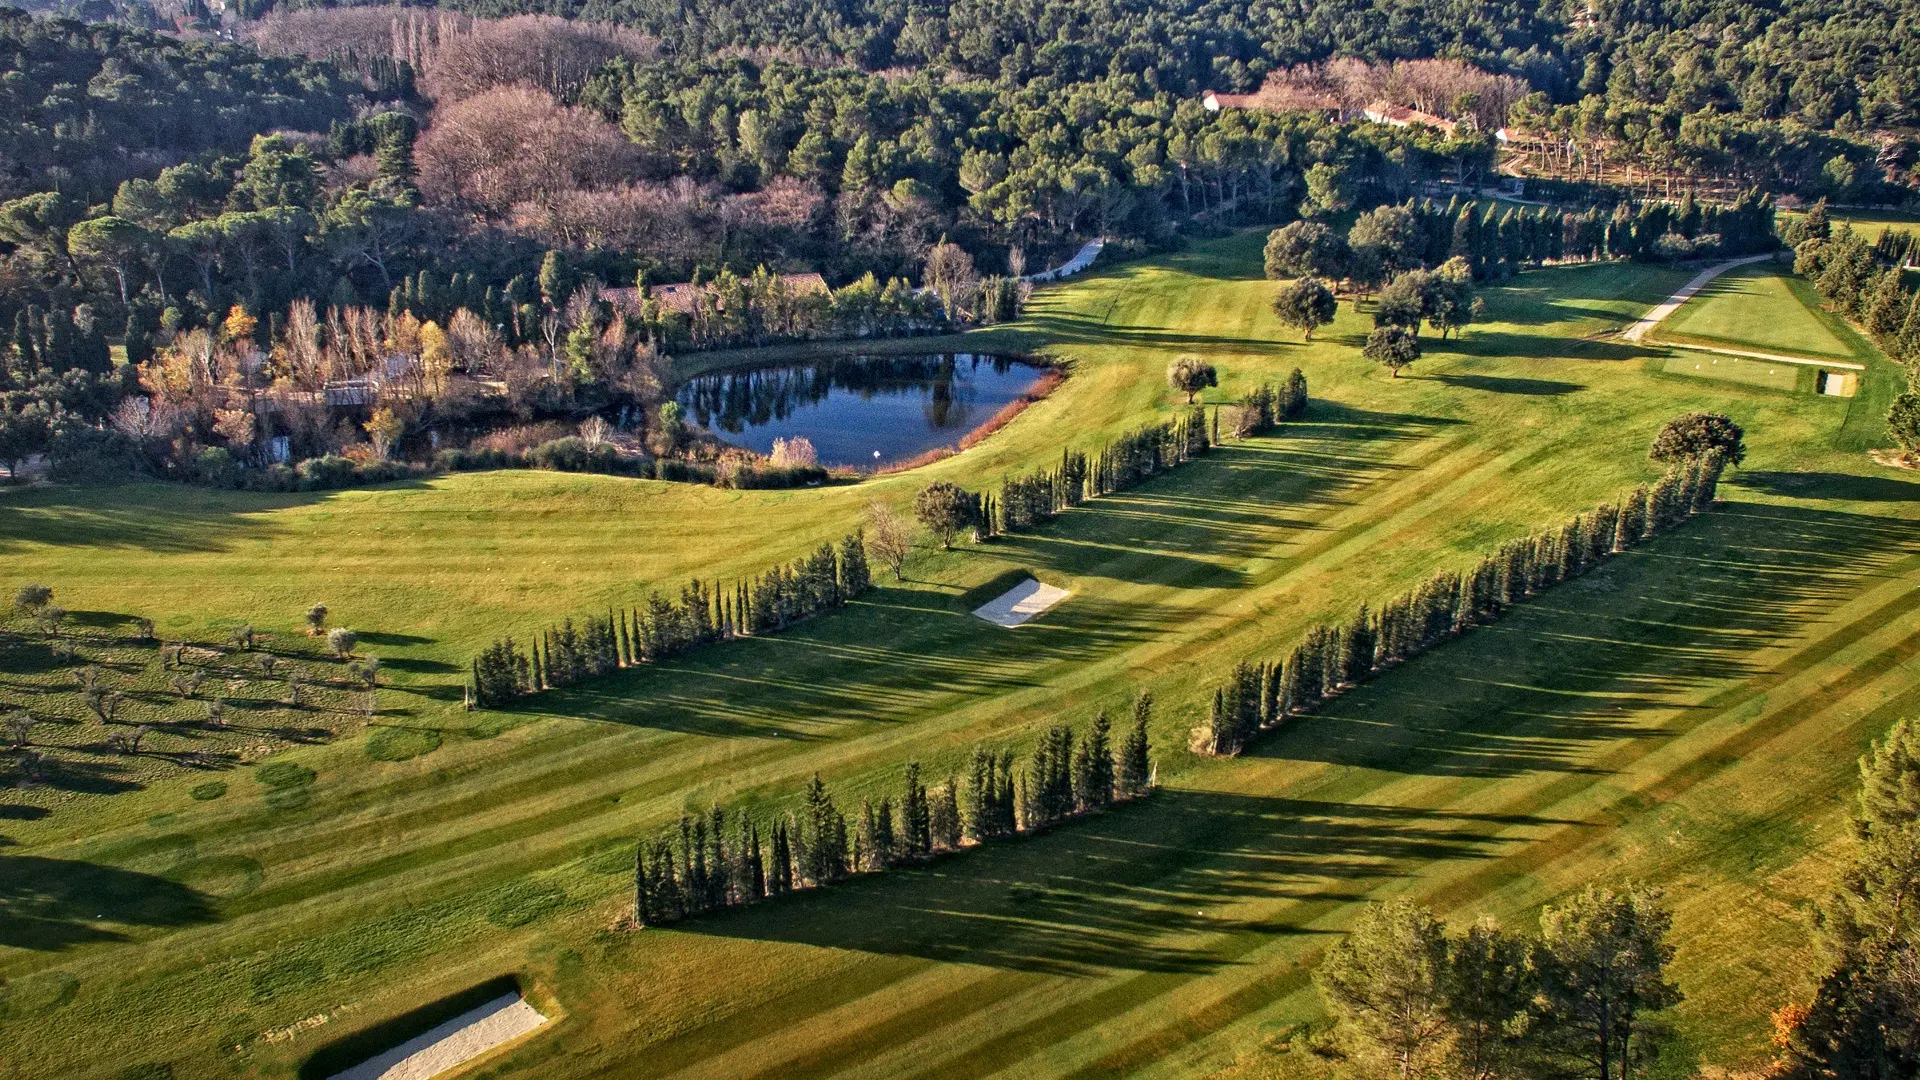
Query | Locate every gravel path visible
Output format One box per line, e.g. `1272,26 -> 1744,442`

329,993 -> 548,1080
974,579 -> 1071,627
1620,253 -> 1775,342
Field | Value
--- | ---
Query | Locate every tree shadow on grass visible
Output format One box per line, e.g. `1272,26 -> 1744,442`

1421,373 -> 1585,396
0,854 -> 216,950
1442,330 -> 1655,363
678,790 -> 1550,979
1252,500 -> 1920,779
1729,471 -> 1920,503
543,588 -> 1189,738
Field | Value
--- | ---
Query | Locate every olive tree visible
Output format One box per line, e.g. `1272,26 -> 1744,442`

1364,326 -> 1422,378
1166,356 -> 1218,404
327,627 -> 358,659
913,482 -> 977,550
1272,277 -> 1338,341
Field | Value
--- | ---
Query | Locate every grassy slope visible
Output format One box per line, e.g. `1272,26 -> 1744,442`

2,234 -> 1915,1079
1657,263 -> 1860,359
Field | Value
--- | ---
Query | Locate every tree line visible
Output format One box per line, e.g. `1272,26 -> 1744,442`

918,404 -> 1222,547
633,698 -> 1155,925
1790,211 -> 1920,369
1201,414 -> 1740,756
1266,191 -> 1780,295
471,531 -> 870,706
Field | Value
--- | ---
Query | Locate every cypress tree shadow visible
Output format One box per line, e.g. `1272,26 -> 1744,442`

546,589 -> 1188,736
1249,501 -> 1920,779
0,855 -> 217,950
675,790 -> 1564,978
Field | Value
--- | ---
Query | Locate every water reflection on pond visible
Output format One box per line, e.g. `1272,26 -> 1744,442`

675,354 -> 1047,468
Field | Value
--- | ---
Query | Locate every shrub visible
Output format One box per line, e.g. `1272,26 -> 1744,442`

14,583 -> 52,612
327,628 -> 358,658
296,455 -> 357,490
194,446 -> 239,487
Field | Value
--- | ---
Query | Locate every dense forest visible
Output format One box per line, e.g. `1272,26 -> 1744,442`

0,0 -> 1913,488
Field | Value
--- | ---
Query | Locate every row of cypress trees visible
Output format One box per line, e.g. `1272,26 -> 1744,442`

634,695 -> 1156,926
470,532 -> 871,706
1229,369 -> 1309,437
978,405 -> 1215,540
1201,454 -> 1728,755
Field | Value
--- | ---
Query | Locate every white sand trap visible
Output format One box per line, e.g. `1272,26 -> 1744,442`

329,993 -> 548,1080
973,578 -> 1070,627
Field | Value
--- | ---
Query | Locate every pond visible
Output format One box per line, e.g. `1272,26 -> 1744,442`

675,354 -> 1049,468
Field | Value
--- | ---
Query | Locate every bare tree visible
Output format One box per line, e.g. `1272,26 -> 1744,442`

865,501 -> 913,579
84,689 -> 124,724
171,670 -> 205,700
418,86 -> 639,219
923,239 -> 980,321
254,652 -> 278,677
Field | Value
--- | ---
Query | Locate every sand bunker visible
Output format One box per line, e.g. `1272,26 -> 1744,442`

329,992 -> 548,1080
973,578 -> 1070,627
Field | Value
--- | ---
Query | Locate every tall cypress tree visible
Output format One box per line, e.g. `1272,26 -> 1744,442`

1119,692 -> 1152,797
768,821 -> 792,895
901,763 -> 931,858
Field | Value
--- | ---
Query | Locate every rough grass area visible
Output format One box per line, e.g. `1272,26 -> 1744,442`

0,232 -> 1910,1080
1655,263 -> 1867,361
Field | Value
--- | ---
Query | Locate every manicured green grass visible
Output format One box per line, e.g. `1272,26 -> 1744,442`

1,233 -> 1911,1080
1660,352 -> 1808,392
1657,264 -> 1861,360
